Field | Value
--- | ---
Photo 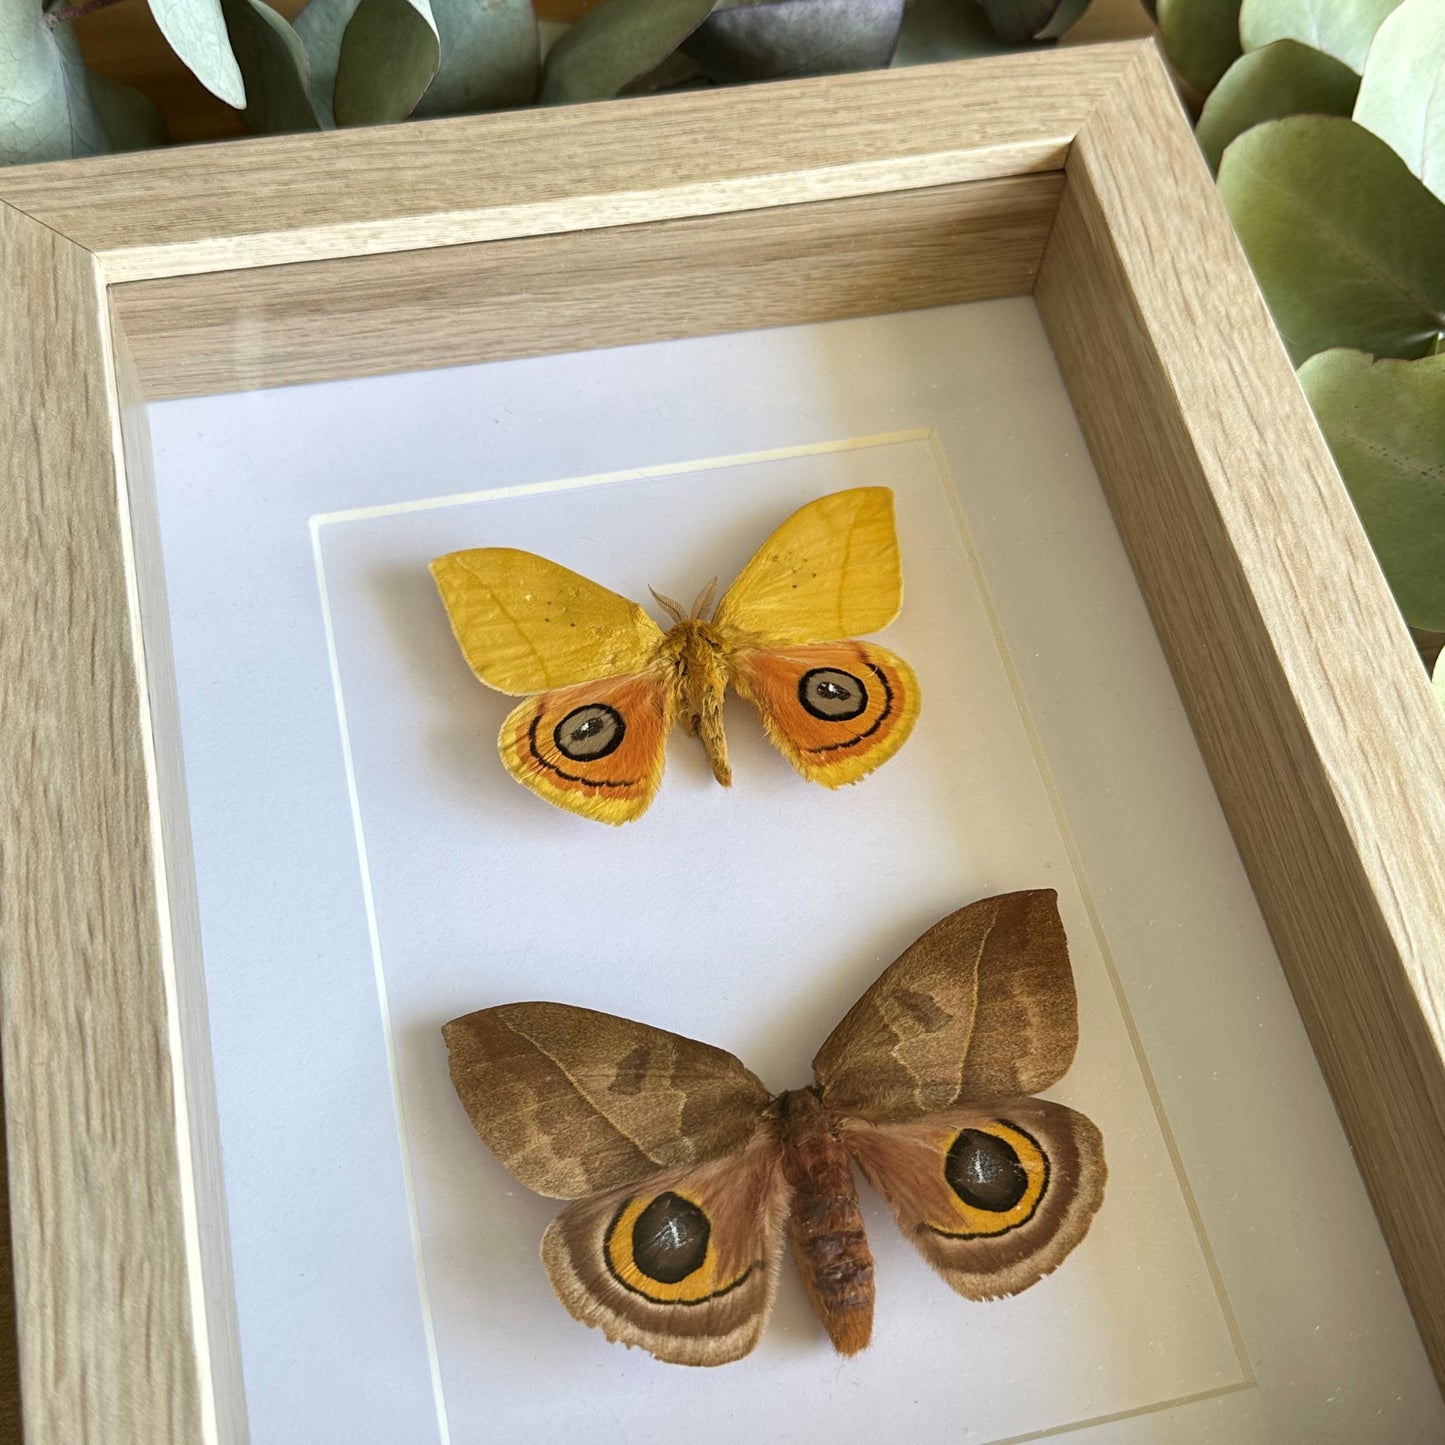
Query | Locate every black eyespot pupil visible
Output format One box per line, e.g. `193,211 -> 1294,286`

553,704 -> 625,762
798,667 -> 868,721
631,1192 -> 710,1283
945,1128 -> 1030,1212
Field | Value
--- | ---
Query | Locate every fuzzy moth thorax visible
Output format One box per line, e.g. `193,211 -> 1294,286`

776,1087 -> 875,1356
658,617 -> 734,788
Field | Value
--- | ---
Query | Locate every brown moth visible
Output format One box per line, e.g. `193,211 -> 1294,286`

442,890 -> 1106,1366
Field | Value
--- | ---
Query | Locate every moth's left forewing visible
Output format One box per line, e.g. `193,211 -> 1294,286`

713,487 -> 902,644
815,891 -> 1104,1302
813,890 -> 1077,1122
841,1098 -> 1105,1300
542,1128 -> 792,1366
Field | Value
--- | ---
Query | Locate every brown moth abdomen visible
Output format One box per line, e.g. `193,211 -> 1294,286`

777,1087 -> 874,1355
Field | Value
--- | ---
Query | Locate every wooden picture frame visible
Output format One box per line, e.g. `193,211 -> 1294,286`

2,40 -> 1442,1442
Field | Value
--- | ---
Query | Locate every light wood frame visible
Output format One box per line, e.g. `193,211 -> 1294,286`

2,40 -> 1443,1443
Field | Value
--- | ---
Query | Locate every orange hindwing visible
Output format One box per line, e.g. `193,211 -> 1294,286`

729,640 -> 920,788
498,672 -> 675,825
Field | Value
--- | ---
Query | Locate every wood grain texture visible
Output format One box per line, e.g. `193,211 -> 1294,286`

0,203 -> 205,1442
0,47 -> 1130,282
1035,47 -> 1445,1382
112,174 -> 1059,398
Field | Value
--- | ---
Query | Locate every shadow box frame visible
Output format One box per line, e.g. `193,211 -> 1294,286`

2,37 -> 1444,1444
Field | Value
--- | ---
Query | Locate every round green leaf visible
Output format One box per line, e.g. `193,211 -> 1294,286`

148,0 -> 247,107
88,71 -> 169,151
684,0 -> 904,84
1239,0 -> 1402,72
222,0 -> 321,133
413,0 -> 538,114
0,8 -> 109,165
1299,349 -> 1445,628
1157,0 -> 1243,95
1197,40 -> 1358,172
541,0 -> 716,105
975,0 -> 1093,43
334,0 -> 439,125
294,0 -> 357,126
893,0 -> 1019,65
1218,115 -> 1445,363
1354,0 -> 1445,203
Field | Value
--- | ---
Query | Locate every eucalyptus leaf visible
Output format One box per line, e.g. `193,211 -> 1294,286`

148,0 -> 247,107
541,0 -> 716,104
88,71 -> 169,151
1239,0 -> 1402,72
618,48 -> 708,95
413,0 -> 539,115
1197,40 -> 1357,172
1156,0 -> 1242,95
334,0 -> 439,125
975,0 -> 1092,43
893,0 -> 1019,65
1354,0 -> 1445,203
1298,348 -> 1445,629
294,0 -> 358,126
684,0 -> 904,83
1218,115 -> 1445,362
221,0 -> 321,132
0,4 -> 109,165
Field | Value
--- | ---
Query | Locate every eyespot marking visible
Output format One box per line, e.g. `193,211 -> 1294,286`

554,703 -> 626,761
798,668 -> 868,722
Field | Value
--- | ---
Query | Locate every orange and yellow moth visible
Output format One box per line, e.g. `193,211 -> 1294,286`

443,890 -> 1106,1365
429,487 -> 919,823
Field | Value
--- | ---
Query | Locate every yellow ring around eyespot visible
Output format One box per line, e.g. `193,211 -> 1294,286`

936,1121 -> 1048,1239
603,1191 -> 751,1305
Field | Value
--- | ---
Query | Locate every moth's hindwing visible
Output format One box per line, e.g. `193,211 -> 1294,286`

498,672 -> 676,825
842,1097 -> 1105,1299
729,640 -> 919,788
542,1130 -> 792,1366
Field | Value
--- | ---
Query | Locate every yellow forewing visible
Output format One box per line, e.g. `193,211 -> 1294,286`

430,548 -> 666,695
713,488 -> 903,644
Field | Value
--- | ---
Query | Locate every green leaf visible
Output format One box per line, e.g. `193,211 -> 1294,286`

221,0 -> 322,132
333,0 -> 439,125
1354,0 -> 1445,203
1298,348 -> 1445,629
540,0 -> 716,105
1218,116 -> 1445,362
0,5 -> 109,166
975,0 -> 1093,43
87,71 -> 169,151
413,0 -> 538,115
683,0 -> 904,83
893,0 -> 1019,64
1239,0 -> 1402,72
293,0 -> 358,126
148,0 -> 247,106
1156,0 -> 1243,95
1197,40 -> 1358,172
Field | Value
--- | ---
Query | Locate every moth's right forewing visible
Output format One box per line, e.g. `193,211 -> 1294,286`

813,890 -> 1077,1121
430,548 -> 665,694
443,1003 -> 774,1199
542,1130 -> 791,1366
